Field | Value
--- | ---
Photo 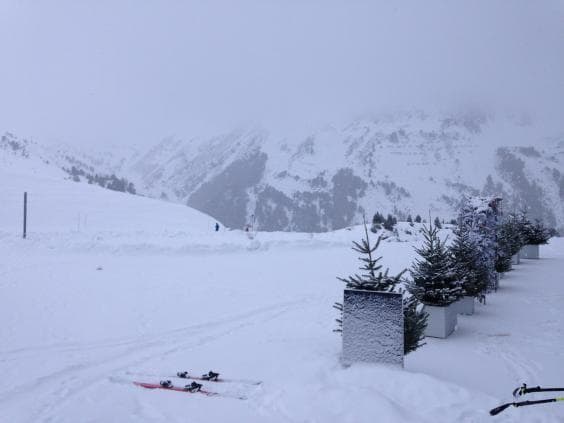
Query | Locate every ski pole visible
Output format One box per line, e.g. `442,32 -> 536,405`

490,397 -> 564,416
513,383 -> 564,398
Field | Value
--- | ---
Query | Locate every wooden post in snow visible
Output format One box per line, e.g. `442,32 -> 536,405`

23,192 -> 27,239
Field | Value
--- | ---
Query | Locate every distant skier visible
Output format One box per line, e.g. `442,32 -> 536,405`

215,222 -> 220,232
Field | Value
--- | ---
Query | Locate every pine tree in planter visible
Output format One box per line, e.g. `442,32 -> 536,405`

525,219 -> 551,245
504,213 -> 526,263
495,222 -> 515,274
410,220 -> 463,338
403,294 -> 428,353
335,222 -> 427,356
520,218 -> 551,259
337,225 -> 403,291
449,228 -> 488,312
458,196 -> 501,292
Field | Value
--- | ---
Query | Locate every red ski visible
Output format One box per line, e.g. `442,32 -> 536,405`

134,381 -> 216,396
126,370 -> 262,386
133,381 -> 246,400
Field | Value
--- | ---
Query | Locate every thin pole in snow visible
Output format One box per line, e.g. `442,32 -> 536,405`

23,192 -> 27,239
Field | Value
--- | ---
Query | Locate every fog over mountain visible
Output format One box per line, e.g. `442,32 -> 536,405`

0,1 -> 562,147
1,2 -> 563,232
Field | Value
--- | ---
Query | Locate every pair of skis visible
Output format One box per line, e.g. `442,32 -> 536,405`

489,383 -> 564,416
133,370 -> 260,400
175,370 -> 261,385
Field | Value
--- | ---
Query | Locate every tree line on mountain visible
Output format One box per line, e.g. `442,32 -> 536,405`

65,166 -> 136,194
371,211 -> 458,232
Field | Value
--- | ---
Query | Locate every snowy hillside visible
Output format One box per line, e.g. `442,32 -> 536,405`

0,132 -> 138,195
0,169 -> 218,238
1,169 -> 564,422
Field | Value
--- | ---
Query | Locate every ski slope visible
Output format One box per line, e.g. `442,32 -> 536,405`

1,171 -> 564,422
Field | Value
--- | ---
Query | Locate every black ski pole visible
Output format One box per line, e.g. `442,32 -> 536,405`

490,397 -> 564,416
513,383 -> 564,398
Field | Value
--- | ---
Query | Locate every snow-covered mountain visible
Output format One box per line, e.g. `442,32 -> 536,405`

0,132 -> 139,194
3,111 -> 564,232
127,112 -> 564,232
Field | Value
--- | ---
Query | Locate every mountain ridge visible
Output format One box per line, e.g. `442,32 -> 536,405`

2,111 -> 563,232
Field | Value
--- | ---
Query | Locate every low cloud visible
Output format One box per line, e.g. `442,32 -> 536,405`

0,0 -> 562,146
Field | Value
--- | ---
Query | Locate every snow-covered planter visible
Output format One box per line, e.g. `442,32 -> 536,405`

342,289 -> 404,367
410,220 -> 462,339
511,253 -> 520,265
520,244 -> 539,259
456,296 -> 475,315
424,303 -> 458,338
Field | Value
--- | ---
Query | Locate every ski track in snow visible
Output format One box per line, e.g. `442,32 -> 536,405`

0,300 -> 309,422
477,337 -> 539,386
1,176 -> 564,423
2,240 -> 564,422
0,300 -> 302,360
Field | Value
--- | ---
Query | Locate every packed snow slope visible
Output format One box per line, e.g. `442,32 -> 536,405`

1,171 -> 564,422
0,168 -> 219,241
3,111 -> 564,233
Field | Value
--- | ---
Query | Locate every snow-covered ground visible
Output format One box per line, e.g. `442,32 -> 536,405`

1,171 -> 564,422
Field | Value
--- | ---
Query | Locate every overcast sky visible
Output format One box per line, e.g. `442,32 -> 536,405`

0,0 -> 563,148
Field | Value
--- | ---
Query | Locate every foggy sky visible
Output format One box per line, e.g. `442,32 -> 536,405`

0,0 -> 563,147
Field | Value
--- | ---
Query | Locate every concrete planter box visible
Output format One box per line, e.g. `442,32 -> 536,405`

342,289 -> 404,367
520,244 -> 540,259
456,296 -> 475,315
424,303 -> 458,338
497,272 -> 503,288
511,253 -> 520,265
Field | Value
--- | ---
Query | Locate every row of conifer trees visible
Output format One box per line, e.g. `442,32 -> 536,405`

337,198 -> 553,355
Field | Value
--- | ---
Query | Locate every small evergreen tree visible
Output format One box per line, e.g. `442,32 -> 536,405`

415,215 -> 422,223
458,197 -> 500,292
403,295 -> 428,354
337,224 -> 404,291
371,212 -> 384,233
504,213 -> 525,256
335,220 -> 427,354
383,214 -> 395,231
372,212 -> 384,224
515,210 -> 532,245
525,219 -> 552,245
513,212 -> 550,245
449,228 -> 488,297
127,182 -> 136,194
495,220 -> 520,273
410,220 -> 463,306
407,215 -> 413,224
434,217 -> 442,229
